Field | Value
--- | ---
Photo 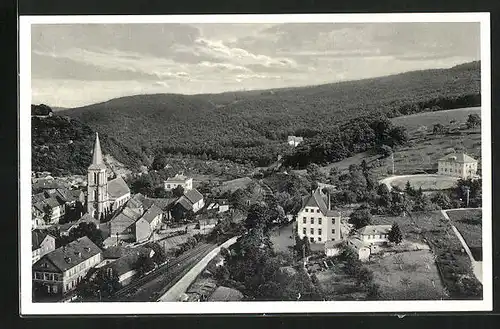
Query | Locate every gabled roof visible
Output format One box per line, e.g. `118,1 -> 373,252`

184,189 -> 203,204
142,197 -> 177,210
358,225 -> 392,236
175,196 -> 194,211
89,132 -> 107,170
32,229 -> 55,251
43,197 -> 64,209
33,236 -> 102,273
32,192 -> 46,204
438,153 -> 477,163
301,188 -> 340,217
140,204 -> 163,224
110,206 -> 143,234
166,174 -> 191,182
287,136 -> 304,142
107,177 -> 130,199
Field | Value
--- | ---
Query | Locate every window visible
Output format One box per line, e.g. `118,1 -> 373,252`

35,272 -> 42,280
318,237 -> 322,242
311,218 -> 314,224
318,229 -> 322,235
167,184 -> 170,188
52,285 -> 58,293
310,237 -> 314,243
310,228 -> 314,235
303,228 -> 306,235
331,229 -> 335,234
318,218 -> 322,225
332,218 -> 335,225
316,209 -> 320,213
303,217 -> 306,224
305,209 -> 308,212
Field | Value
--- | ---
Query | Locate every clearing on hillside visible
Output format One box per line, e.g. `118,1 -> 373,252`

380,174 -> 459,192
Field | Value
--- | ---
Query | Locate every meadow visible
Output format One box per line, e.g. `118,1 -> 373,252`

446,209 -> 482,261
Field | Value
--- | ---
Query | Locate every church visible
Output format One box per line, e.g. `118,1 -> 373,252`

87,132 -> 131,220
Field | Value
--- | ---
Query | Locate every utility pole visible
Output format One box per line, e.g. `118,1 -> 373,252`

391,152 -> 395,175
465,187 -> 470,207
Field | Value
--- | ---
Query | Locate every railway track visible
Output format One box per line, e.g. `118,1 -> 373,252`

112,243 -> 215,301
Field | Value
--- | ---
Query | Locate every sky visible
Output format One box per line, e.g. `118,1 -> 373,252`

31,22 -> 481,108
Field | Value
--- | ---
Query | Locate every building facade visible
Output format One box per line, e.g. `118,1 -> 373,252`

32,236 -> 102,295
164,174 -> 193,191
87,132 -> 110,219
297,188 -> 342,243
437,153 -> 478,179
32,230 -> 56,264
357,225 -> 392,245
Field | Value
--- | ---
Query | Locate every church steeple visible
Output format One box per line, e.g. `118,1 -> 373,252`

89,132 -> 106,170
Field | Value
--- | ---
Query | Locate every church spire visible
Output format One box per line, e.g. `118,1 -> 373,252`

89,132 -> 106,169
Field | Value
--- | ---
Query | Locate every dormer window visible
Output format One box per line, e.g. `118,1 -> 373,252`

83,247 -> 90,252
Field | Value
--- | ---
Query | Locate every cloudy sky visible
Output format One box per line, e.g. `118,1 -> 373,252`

31,22 -> 480,108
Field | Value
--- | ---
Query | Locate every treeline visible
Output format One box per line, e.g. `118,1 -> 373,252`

31,113 -> 144,175
61,63 -> 480,167
283,116 -> 408,168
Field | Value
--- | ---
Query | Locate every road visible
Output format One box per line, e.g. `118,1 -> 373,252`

379,174 -> 459,191
111,243 -> 216,302
441,209 -> 483,284
158,236 -> 239,302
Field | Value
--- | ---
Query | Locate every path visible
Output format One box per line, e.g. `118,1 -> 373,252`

441,209 -> 483,284
157,236 -> 240,302
379,174 -> 459,191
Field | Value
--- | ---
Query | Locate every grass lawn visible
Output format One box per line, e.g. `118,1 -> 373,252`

372,211 -> 482,299
446,209 -> 482,261
315,263 -> 368,301
387,175 -> 459,191
322,108 -> 481,180
367,250 -> 446,300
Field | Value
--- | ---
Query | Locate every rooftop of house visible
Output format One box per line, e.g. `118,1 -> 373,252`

183,188 -> 204,204
101,246 -> 152,276
166,174 -> 191,182
324,240 -> 343,249
141,197 -> 177,211
175,196 -> 194,211
107,176 -> 130,199
301,188 -> 340,217
287,136 -> 304,142
140,204 -> 163,224
33,236 -> 102,273
438,152 -> 478,163
358,225 -> 392,236
32,229 -> 55,251
207,286 -> 244,302
348,237 -> 366,250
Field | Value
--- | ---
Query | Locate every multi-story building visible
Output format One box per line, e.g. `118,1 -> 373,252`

32,236 -> 102,295
32,229 -> 56,264
437,153 -> 478,179
297,188 -> 341,243
164,174 -> 193,191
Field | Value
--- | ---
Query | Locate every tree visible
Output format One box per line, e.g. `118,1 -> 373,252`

144,242 -> 167,265
76,267 -> 121,301
388,222 -> 403,244
466,113 -> 481,129
433,123 -> 445,135
135,254 -> 155,276
172,185 -> 185,198
69,222 -> 105,248
349,205 -> 372,229
430,191 -> 452,209
43,204 -> 53,224
151,154 -> 168,171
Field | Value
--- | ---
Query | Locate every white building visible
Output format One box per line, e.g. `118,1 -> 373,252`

287,136 -> 304,147
164,174 -> 193,191
32,230 -> 56,264
437,153 -> 478,179
357,225 -> 392,245
297,188 -> 341,243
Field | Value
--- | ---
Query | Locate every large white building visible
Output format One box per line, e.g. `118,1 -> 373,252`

164,174 -> 193,191
437,153 -> 478,179
297,188 -> 341,243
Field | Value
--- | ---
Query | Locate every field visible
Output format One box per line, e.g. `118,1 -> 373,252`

367,250 -> 446,300
371,211 -> 482,299
446,209 -> 482,261
322,108 -> 482,180
382,174 -> 459,191
315,263 -> 368,301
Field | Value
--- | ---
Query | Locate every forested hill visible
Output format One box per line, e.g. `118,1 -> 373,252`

32,115 -> 145,175
59,61 -> 480,166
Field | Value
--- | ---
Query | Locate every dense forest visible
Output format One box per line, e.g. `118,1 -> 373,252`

32,114 -> 144,175
40,61 -> 480,170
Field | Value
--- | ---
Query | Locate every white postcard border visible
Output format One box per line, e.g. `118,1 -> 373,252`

19,13 -> 492,315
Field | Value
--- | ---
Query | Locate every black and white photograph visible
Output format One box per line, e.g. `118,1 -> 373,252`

19,13 -> 492,314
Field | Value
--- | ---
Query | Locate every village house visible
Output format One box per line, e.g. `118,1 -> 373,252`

32,229 -> 56,264
207,199 -> 230,214
31,188 -> 86,228
32,236 -> 102,295
357,225 -> 392,245
437,152 -> 479,179
164,174 -> 193,192
347,237 -> 371,261
86,133 -> 131,220
58,213 -> 100,237
171,188 -> 205,217
297,187 -> 342,243
287,136 -> 304,147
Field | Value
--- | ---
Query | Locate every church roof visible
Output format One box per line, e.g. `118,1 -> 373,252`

438,153 -> 477,163
89,132 -> 107,170
108,177 -> 130,199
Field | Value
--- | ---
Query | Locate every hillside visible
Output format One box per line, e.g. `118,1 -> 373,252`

60,61 -> 481,166
32,115 -> 145,175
